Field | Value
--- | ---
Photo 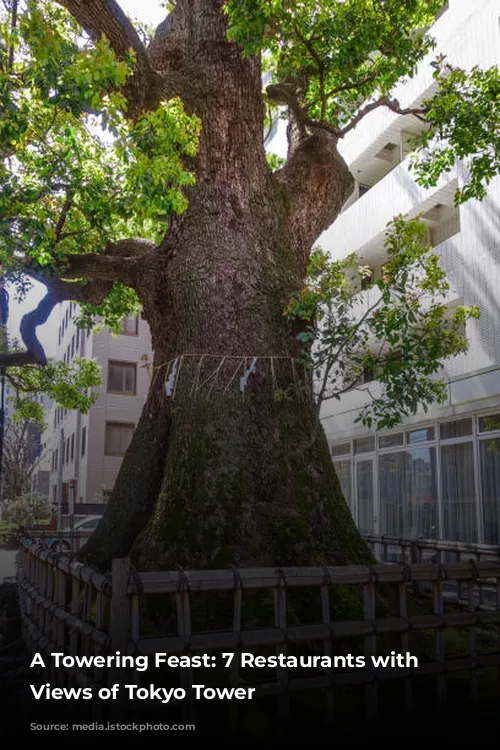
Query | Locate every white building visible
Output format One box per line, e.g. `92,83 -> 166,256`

317,1 -> 500,546
268,0 -> 500,546
47,302 -> 152,509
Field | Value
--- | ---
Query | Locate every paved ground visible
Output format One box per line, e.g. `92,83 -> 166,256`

0,548 -> 17,582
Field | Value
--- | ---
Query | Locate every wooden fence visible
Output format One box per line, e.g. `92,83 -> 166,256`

16,536 -> 500,726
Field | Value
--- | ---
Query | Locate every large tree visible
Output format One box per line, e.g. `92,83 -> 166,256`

1,0 -> 499,571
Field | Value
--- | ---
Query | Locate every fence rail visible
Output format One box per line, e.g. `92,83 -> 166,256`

362,533 -> 500,562
22,528 -> 94,553
16,536 -> 500,726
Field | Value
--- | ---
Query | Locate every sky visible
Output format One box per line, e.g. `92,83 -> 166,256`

6,1 -> 167,357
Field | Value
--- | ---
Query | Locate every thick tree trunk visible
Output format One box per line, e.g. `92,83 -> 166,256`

78,0 -> 371,574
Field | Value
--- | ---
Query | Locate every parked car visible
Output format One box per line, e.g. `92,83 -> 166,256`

45,516 -> 102,552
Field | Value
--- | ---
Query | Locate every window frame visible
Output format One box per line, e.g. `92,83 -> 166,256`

120,315 -> 139,336
104,421 -> 135,457
107,360 -> 137,395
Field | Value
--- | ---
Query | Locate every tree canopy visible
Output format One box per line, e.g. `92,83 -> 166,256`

0,0 -> 499,425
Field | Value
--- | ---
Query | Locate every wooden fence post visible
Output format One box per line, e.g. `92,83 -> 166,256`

109,558 -> 132,719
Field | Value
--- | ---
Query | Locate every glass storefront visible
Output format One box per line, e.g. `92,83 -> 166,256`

330,411 -> 500,544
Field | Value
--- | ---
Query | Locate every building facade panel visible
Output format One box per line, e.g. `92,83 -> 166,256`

310,1 -> 500,545
47,304 -> 152,508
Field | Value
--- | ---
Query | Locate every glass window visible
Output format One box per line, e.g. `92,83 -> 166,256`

480,439 -> 500,544
441,442 -> 477,542
406,427 -> 435,444
478,414 -> 500,433
107,361 -> 137,395
121,315 -> 139,335
356,459 -> 374,533
379,433 -> 404,449
81,426 -> 86,457
70,433 -> 75,461
105,422 -> 135,456
331,442 -> 350,457
354,437 -> 375,454
440,419 -> 473,440
333,460 -> 352,512
379,447 -> 437,539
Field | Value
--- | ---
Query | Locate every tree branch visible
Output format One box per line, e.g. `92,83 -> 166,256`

1,236 -> 154,368
61,238 -> 155,284
55,0 -> 164,116
274,130 -> 354,257
339,95 -> 428,137
0,278 -> 112,368
290,20 -> 327,119
324,72 -> 378,99
266,83 -> 340,139
146,2 -> 216,110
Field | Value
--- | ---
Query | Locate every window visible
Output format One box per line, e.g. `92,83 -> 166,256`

379,433 -> 404,449
333,460 -> 352,513
76,328 -> 80,349
70,433 -> 75,461
441,442 -> 477,542
105,422 -> 134,456
81,426 -> 86,457
331,442 -> 351,457
406,427 -> 434,444
480,439 -> 500,544
440,419 -> 473,440
478,414 -> 500,433
66,438 -> 70,463
121,315 -> 139,336
379,447 -> 437,539
357,459 -> 374,534
71,335 -> 75,359
354,437 -> 375,454
107,361 -> 137,394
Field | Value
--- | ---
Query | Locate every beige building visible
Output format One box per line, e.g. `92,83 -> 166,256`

47,302 -> 153,508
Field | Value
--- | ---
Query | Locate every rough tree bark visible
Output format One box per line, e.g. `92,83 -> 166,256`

51,0 -> 372,572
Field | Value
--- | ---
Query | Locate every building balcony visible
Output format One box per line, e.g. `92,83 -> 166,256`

318,157 -> 458,264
